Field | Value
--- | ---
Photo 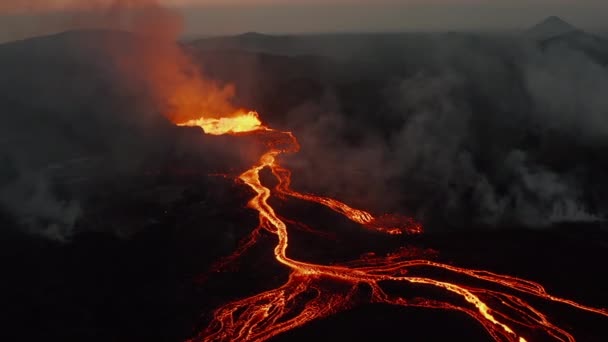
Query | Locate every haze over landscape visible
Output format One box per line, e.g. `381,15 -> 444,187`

2,0 -> 608,42
2,1 -> 608,342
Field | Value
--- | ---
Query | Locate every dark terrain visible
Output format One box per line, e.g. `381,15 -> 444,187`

4,177 -> 608,341
2,17 -> 608,341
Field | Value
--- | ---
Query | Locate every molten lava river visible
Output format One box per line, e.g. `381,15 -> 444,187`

178,111 -> 608,342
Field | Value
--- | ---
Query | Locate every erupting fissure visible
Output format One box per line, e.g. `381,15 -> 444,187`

177,111 -> 264,135
179,111 -> 608,342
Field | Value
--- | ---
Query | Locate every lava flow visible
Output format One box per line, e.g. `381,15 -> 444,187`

180,110 -> 608,342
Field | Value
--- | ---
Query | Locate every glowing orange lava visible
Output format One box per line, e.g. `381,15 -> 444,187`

180,113 -> 608,342
178,111 -> 264,135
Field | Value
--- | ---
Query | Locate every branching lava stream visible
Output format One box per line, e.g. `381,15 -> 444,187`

180,111 -> 608,342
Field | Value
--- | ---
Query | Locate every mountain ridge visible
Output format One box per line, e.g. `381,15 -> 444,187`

527,16 -> 579,40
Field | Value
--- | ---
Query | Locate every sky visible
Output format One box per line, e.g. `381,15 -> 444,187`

1,0 -> 607,42
177,1 -> 608,35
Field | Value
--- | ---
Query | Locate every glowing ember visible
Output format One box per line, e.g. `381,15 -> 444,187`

177,111 -> 264,135
183,111 -> 608,342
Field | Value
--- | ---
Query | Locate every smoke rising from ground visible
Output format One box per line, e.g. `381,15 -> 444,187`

270,33 -> 607,229
0,0 -> 246,240
2,14 -> 608,239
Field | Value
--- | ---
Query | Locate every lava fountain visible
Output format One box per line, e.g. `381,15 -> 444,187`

178,111 -> 608,342
177,111 -> 264,136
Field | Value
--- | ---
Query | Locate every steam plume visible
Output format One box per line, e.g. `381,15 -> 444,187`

0,0 -> 241,240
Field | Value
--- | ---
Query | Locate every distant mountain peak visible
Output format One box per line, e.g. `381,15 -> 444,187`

527,16 -> 579,40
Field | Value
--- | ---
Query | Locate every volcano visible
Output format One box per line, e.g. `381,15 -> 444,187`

4,8 -> 608,342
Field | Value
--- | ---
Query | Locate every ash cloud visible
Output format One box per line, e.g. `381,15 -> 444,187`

0,1 -> 249,241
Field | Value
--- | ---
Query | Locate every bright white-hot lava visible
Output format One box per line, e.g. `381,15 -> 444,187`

177,111 -> 264,135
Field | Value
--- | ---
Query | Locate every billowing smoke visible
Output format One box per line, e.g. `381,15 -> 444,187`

3,7 -> 607,239
1,1 -> 238,120
90,1 -> 238,122
0,0 -> 245,240
270,33 -> 607,229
